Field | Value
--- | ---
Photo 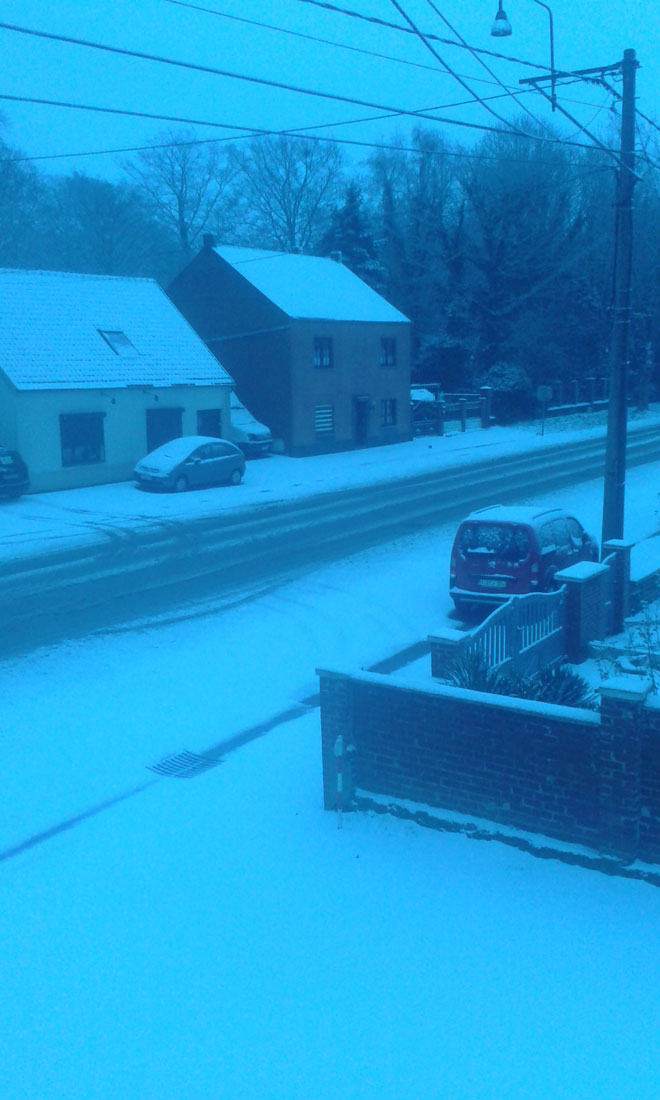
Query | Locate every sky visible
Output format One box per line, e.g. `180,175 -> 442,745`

1,419 -> 660,1098
1,0 -> 658,181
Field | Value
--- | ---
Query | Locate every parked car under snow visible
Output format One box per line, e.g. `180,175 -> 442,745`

0,444 -> 30,499
133,436 -> 245,493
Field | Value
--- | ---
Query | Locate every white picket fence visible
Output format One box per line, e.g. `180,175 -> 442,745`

464,588 -> 566,674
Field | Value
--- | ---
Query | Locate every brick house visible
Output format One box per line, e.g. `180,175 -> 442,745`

167,239 -> 412,456
0,268 -> 233,492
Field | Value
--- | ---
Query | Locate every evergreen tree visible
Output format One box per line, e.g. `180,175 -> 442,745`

317,181 -> 381,285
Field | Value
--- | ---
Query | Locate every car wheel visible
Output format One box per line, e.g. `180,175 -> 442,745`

542,569 -> 558,592
174,475 -> 189,493
230,468 -> 243,485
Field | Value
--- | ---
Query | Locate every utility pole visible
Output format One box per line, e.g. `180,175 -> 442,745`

520,50 -> 639,547
601,48 -> 639,546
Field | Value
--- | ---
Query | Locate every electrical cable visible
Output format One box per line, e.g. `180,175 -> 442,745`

0,21 -> 542,138
423,0 -> 551,133
161,0 -> 509,89
285,0 -> 553,72
387,0 -> 531,139
161,0 -> 614,115
0,90 -> 616,165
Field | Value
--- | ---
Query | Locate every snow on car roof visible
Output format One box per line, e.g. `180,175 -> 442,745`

139,435 -> 224,466
463,505 -> 573,528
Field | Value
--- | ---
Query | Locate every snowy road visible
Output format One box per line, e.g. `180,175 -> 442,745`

2,417 -> 659,656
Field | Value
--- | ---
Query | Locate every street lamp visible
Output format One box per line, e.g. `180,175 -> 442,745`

491,1 -> 557,110
490,5 -> 512,37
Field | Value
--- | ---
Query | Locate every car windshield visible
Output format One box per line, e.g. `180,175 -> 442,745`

459,522 -> 530,562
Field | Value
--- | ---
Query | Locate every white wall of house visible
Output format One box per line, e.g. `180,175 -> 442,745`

11,384 -> 232,492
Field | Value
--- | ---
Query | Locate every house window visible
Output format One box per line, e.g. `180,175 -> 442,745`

380,338 -> 396,367
197,408 -> 222,437
381,399 -> 397,426
98,330 -> 139,357
313,337 -> 333,369
314,404 -> 335,435
60,413 -> 105,466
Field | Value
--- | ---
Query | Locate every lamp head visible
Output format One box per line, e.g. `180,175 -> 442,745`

490,5 -> 512,36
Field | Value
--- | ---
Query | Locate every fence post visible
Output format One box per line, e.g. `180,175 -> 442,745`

479,386 -> 492,429
429,629 -> 467,678
436,400 -> 445,437
598,676 -> 651,860
571,379 -> 580,405
602,539 -> 634,635
459,398 -> 467,432
555,562 -> 610,662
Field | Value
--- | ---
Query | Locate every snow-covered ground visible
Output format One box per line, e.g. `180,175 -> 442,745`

2,418 -> 660,1100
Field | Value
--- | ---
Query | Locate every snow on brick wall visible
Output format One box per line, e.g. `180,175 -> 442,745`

319,668 -> 660,864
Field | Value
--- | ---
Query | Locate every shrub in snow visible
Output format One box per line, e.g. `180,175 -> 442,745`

447,651 -> 596,710
480,361 -> 534,424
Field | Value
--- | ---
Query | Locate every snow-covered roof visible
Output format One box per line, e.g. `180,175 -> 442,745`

213,245 -> 409,324
0,269 -> 233,391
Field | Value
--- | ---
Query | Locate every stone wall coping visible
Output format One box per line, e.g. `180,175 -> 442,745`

603,539 -> 636,551
316,666 -> 600,725
556,560 -> 609,582
599,675 -> 654,702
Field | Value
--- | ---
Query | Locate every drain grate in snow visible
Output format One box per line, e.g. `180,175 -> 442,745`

148,750 -> 222,778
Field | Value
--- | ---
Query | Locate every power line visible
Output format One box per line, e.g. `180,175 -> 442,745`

422,0 -> 550,132
161,0 -> 508,89
387,0 -> 532,139
285,0 -> 553,72
0,20 -> 535,138
0,89 -> 615,166
0,20 -> 627,168
162,0 -> 611,116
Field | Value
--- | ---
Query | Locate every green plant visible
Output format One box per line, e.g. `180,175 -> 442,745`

446,649 -> 522,696
515,665 -> 598,709
446,650 -> 597,710
480,361 -> 534,424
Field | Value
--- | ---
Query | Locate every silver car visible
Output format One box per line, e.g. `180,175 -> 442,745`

134,436 -> 246,493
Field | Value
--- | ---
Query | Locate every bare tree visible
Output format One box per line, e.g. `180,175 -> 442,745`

0,135 -> 46,267
229,135 -> 344,251
124,128 -> 235,254
46,173 -> 178,280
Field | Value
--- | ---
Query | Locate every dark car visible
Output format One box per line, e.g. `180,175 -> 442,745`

450,505 -> 598,615
0,444 -> 29,499
134,436 -> 246,493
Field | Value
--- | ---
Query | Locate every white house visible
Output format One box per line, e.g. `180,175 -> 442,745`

0,269 -> 234,491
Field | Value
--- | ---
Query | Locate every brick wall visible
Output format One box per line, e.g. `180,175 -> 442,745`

640,699 -> 660,860
319,668 -> 660,863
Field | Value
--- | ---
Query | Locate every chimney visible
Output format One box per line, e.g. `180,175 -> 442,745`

203,234 -> 216,251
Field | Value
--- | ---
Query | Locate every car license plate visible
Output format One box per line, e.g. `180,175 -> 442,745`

479,578 -> 506,588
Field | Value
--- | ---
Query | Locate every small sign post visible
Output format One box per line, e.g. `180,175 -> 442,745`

536,385 -> 553,436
